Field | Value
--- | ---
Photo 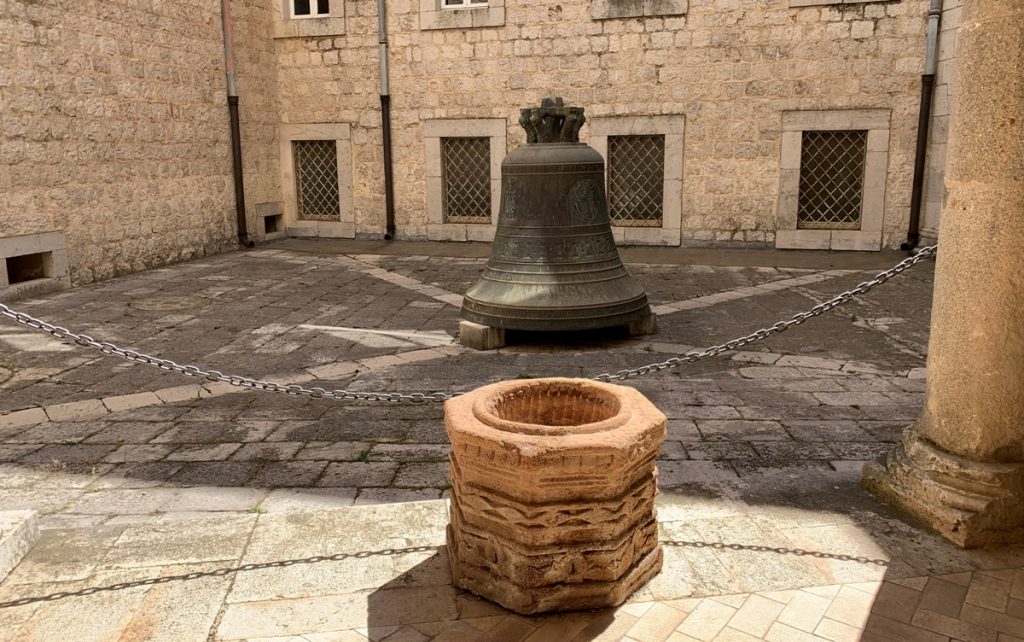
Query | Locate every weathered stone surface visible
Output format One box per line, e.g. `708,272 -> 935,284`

445,377 -> 666,614
864,433 -> 1024,549
0,510 -> 38,583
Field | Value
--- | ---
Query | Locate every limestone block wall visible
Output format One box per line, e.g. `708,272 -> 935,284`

232,0 -> 284,234
0,0 -> 277,286
275,0 -> 930,248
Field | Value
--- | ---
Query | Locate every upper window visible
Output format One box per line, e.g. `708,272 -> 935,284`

292,0 -> 330,19
422,0 -> 504,30
275,0 -> 343,37
442,0 -> 489,8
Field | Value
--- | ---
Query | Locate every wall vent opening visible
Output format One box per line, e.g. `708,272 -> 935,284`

6,252 -> 52,284
264,214 -> 283,234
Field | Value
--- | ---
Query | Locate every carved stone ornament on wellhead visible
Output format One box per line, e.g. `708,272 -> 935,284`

445,377 -> 667,614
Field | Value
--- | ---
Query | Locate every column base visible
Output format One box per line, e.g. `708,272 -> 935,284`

863,432 -> 1024,548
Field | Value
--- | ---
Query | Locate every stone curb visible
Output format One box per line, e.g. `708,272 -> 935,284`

0,510 -> 39,583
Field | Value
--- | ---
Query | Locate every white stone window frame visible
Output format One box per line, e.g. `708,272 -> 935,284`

588,115 -> 685,246
591,0 -> 688,20
290,0 -> 330,19
424,119 -> 505,242
421,0 -> 504,31
273,0 -> 344,39
279,123 -> 354,239
775,109 -> 890,251
443,0 -> 490,8
0,231 -> 71,301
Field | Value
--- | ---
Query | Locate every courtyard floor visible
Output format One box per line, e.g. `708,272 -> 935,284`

0,239 -> 1021,641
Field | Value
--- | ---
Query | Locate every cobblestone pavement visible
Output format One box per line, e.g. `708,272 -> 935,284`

4,240 -> 1023,641
0,241 -> 934,529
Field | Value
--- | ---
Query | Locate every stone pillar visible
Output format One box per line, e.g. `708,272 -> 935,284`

863,0 -> 1024,548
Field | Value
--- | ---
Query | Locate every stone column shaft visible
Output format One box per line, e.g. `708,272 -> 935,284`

863,0 -> 1024,548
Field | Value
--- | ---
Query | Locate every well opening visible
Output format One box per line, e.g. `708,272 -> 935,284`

476,380 -> 623,434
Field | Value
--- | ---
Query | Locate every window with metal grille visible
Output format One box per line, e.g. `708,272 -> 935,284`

797,130 -> 867,230
607,135 -> 665,227
442,137 -> 491,224
293,140 -> 341,221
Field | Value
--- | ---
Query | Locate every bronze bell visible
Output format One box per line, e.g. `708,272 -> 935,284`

461,97 -> 655,334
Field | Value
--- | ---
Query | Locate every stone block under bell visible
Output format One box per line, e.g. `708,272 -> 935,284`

460,97 -> 656,345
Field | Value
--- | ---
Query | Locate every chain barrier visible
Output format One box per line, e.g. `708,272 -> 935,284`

592,244 -> 938,382
0,245 -> 937,403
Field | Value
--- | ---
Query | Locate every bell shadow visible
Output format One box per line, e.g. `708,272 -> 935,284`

506,326 -> 633,349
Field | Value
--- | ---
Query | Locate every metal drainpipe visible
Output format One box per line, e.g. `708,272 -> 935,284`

378,0 -> 397,240
219,0 -> 253,248
903,0 -> 943,252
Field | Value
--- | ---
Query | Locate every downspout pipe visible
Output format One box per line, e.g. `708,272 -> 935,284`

219,0 -> 254,248
378,0 -> 397,240
903,0 -> 943,252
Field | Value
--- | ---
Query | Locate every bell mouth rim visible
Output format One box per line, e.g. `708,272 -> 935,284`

470,378 -> 630,436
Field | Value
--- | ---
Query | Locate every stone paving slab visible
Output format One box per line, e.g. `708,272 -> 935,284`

0,498 -> 1021,641
0,511 -> 37,584
0,241 -> 965,638
0,243 -> 936,529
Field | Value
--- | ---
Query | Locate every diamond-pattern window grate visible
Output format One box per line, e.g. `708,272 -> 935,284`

797,130 -> 867,230
442,137 -> 491,224
608,135 -> 665,228
294,140 -> 341,222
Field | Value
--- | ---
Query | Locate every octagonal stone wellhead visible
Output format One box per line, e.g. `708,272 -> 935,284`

444,377 -> 667,614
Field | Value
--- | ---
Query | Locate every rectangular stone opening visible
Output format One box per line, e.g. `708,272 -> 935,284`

264,214 -> 283,234
797,130 -> 867,230
6,252 -> 52,284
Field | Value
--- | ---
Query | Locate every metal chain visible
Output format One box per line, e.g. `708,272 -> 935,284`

0,245 -> 937,403
592,244 -> 938,382
0,305 -> 451,405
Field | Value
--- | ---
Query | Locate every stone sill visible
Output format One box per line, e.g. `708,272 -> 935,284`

590,0 -> 688,20
0,277 -> 69,304
421,1 -> 505,30
273,16 -> 345,39
788,0 -> 898,7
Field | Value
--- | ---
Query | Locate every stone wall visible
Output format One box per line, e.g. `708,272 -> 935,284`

274,0 -> 931,248
233,0 -> 284,236
0,0 -> 277,287
919,0 -> 960,244
1,0 -> 940,291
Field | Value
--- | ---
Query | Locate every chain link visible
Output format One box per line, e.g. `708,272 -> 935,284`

0,303 -> 454,404
0,246 -> 937,402
592,245 -> 937,382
